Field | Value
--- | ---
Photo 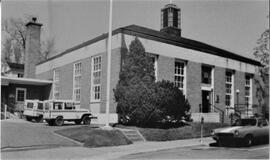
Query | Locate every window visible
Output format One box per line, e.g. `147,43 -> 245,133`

91,56 -> 101,102
225,71 -> 234,107
53,102 -> 63,110
73,63 -> 82,102
245,75 -> 252,107
53,69 -> 60,99
45,103 -> 50,110
27,102 -> 34,109
201,66 -> 212,84
168,9 -> 173,27
150,55 -> 158,81
16,88 -> 26,102
37,103 -> 43,110
65,103 -> 75,110
18,73 -> 24,78
174,61 -> 185,93
258,119 -> 268,127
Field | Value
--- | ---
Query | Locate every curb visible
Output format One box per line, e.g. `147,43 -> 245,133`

1,144 -> 63,152
90,138 -> 212,160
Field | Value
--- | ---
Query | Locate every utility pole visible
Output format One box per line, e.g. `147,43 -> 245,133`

103,0 -> 113,130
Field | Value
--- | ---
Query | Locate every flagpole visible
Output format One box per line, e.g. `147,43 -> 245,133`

104,0 -> 113,129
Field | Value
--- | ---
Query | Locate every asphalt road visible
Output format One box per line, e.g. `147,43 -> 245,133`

1,119 -> 82,150
120,144 -> 269,159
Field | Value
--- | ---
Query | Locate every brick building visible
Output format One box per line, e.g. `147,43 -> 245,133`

1,18 -> 52,113
32,4 -> 263,124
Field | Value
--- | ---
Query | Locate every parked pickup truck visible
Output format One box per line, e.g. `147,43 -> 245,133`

23,100 -> 44,122
43,100 -> 96,126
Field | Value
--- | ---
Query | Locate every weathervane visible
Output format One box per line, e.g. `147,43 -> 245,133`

170,0 -> 173,4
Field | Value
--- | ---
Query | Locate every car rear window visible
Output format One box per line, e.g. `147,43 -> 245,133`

27,103 -> 34,109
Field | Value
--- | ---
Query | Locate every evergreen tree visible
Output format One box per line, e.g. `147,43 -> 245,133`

114,37 -> 191,126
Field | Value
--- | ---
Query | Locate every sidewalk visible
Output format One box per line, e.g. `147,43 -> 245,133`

2,137 -> 214,160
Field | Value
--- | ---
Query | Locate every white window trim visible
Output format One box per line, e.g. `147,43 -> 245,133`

15,88 -> 26,102
231,73 -> 235,108
225,71 -> 234,108
245,76 -> 252,108
174,60 -> 186,95
73,62 -> 82,102
91,55 -> 102,103
154,56 -> 158,81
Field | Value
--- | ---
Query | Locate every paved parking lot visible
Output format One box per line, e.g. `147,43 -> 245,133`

1,119 -> 87,150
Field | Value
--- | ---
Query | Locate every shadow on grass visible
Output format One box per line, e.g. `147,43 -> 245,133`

113,121 -> 189,129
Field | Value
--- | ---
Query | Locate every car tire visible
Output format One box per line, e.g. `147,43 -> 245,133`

26,117 -> 32,122
82,116 -> 91,125
217,140 -> 223,147
46,120 -> 54,126
244,135 -> 253,147
74,120 -> 81,125
54,116 -> 64,126
35,116 -> 43,123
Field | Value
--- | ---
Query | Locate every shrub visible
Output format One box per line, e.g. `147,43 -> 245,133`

153,80 -> 191,123
84,130 -> 132,147
114,37 -> 191,127
55,126 -> 132,147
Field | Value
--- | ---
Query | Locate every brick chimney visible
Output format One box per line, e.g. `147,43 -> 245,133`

24,17 -> 42,78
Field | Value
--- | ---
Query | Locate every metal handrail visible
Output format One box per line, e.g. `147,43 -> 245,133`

210,104 -> 225,123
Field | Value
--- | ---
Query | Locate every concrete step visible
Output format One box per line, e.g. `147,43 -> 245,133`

117,128 -> 145,142
223,116 -> 231,125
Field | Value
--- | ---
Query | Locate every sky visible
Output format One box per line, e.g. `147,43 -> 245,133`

2,0 -> 269,59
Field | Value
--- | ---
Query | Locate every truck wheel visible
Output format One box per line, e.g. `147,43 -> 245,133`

26,117 -> 32,122
35,116 -> 43,123
54,116 -> 64,126
74,120 -> 81,125
82,116 -> 91,125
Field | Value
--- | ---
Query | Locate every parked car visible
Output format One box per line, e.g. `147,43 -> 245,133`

43,100 -> 96,126
211,117 -> 269,147
23,100 -> 44,122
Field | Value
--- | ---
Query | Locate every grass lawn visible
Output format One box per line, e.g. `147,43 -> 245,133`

55,126 -> 132,147
115,122 -> 230,141
138,122 -> 229,141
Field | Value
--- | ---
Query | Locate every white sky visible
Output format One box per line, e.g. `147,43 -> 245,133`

2,0 -> 269,59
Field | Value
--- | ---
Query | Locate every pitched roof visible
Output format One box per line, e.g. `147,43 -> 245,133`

38,25 -> 261,66
7,62 -> 24,70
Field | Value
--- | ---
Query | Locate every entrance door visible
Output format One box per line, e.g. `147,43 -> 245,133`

202,90 -> 211,113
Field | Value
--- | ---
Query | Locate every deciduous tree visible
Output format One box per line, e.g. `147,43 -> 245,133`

253,24 -> 269,119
